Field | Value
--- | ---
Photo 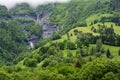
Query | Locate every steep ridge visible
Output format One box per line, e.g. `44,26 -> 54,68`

39,12 -> 59,38
0,3 -> 62,64
36,3 -> 59,38
1,0 -> 120,80
10,3 -> 60,49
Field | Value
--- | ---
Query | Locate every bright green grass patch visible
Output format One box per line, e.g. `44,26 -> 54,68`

61,44 -> 120,59
16,60 -> 26,68
62,50 -> 76,57
91,22 -> 120,34
70,27 -> 99,35
60,42 -> 120,58
51,22 -> 120,44
90,44 -> 120,57
37,61 -> 44,67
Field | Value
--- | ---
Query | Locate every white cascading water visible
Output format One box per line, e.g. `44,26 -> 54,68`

29,41 -> 34,49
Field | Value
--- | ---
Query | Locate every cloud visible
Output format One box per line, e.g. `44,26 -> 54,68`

0,0 -> 70,9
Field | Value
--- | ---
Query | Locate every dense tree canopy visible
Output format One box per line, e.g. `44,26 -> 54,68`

0,20 -> 27,64
0,0 -> 120,80
79,59 -> 120,80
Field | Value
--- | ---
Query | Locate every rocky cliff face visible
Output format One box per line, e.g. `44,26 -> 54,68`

10,3 -> 59,48
36,3 -> 59,38
38,13 -> 59,38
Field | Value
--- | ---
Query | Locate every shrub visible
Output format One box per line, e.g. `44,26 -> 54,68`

79,59 -> 120,80
23,58 -> 37,67
67,41 -> 76,50
52,33 -> 61,40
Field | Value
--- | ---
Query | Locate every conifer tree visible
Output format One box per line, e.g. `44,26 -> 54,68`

106,49 -> 111,58
118,49 -> 120,56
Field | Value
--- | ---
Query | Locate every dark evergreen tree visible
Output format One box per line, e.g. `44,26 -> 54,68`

118,49 -> 120,56
88,57 -> 92,62
106,49 -> 111,58
74,60 -> 82,68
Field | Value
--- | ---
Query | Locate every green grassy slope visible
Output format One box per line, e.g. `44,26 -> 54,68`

1,0 -> 120,80
16,0 -> 120,68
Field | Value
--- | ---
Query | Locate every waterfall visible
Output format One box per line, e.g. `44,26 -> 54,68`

36,14 -> 40,24
29,41 -> 34,49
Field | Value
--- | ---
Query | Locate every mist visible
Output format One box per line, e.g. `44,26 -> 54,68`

0,0 -> 70,9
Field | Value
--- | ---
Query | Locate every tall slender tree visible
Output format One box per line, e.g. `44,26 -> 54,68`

118,49 -> 120,56
106,49 -> 111,58
96,39 -> 102,52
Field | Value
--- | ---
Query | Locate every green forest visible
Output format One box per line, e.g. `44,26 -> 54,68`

0,0 -> 120,80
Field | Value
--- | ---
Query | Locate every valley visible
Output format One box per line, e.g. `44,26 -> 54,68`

10,3 -> 59,49
0,0 -> 120,80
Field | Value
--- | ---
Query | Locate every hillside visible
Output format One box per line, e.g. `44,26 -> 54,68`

0,0 -> 120,80
0,5 -> 27,64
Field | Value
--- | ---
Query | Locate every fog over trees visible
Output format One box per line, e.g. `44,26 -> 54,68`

0,0 -> 70,9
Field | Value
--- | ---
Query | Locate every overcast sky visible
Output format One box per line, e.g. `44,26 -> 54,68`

0,0 -> 70,9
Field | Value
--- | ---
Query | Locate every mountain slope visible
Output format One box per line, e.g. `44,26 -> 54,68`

0,0 -> 120,80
